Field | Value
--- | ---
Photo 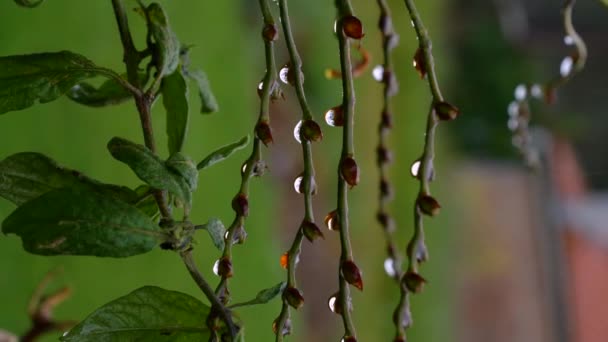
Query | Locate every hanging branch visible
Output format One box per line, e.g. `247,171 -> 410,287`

326,1 -> 365,341
374,0 -> 406,339
395,0 -> 460,340
508,0 -> 587,167
272,0 -> 324,340
207,0 -> 280,337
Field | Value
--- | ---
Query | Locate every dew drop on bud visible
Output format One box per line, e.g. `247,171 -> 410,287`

213,259 -> 220,276
279,65 -> 290,85
564,35 -> 574,45
410,160 -> 421,178
328,295 -> 339,314
280,252 -> 288,269
293,120 -> 303,143
413,47 -> 427,79
560,56 -> 573,77
384,258 -> 397,277
372,65 -> 384,82
514,84 -> 527,101
342,15 -> 364,39
531,84 -> 543,99
301,119 -> 323,142
325,106 -> 344,127
341,336 -> 357,342
293,175 -> 303,194
272,317 -> 291,336
324,210 -> 340,231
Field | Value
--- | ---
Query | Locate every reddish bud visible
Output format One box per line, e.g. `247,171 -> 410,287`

232,193 -> 249,217
301,119 -> 323,142
341,260 -> 364,291
434,101 -> 460,121
218,257 -> 233,278
301,220 -> 324,242
283,286 -> 304,309
417,194 -> 441,217
324,210 -> 340,231
255,120 -> 273,146
340,156 -> 360,187
342,15 -> 364,39
262,24 -> 278,42
413,47 -> 427,79
376,146 -> 393,165
342,336 -> 358,342
394,337 -> 406,342
272,317 -> 291,336
402,271 -> 427,293
380,110 -> 393,129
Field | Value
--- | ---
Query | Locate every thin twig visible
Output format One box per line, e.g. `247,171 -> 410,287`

273,0 -> 320,340
334,1 -> 359,339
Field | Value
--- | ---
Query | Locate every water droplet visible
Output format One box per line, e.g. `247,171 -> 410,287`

224,231 -> 230,239
334,19 -> 338,34
564,35 -> 574,45
241,163 -> 248,174
410,160 -> 421,178
328,295 -> 338,313
508,117 -> 519,131
62,331 -> 69,337
279,66 -> 290,84
531,84 -> 542,98
384,258 -> 397,277
258,82 -> 263,90
514,84 -> 527,101
280,252 -> 288,269
410,20 -> 415,28
324,106 -> 344,127
293,120 -> 303,143
293,176 -> 303,193
560,56 -> 573,77
507,101 -> 519,117
213,259 -> 220,276
372,65 -> 384,82
325,210 -> 340,230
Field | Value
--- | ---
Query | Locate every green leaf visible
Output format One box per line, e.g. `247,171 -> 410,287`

198,218 -> 226,250
14,0 -> 44,8
0,152 -> 137,206
187,69 -> 219,114
61,286 -> 213,341
197,135 -> 250,171
2,187 -> 162,257
229,282 -> 287,309
180,48 -> 218,114
166,153 -> 198,192
0,51 -> 118,114
67,72 -> 146,107
162,70 -> 189,155
107,137 -> 191,206
146,3 -> 180,77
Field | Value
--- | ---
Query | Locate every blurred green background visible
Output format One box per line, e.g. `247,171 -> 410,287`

5,0 -> 604,341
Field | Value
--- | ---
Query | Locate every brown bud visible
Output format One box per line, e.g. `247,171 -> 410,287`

342,15 -> 364,39
283,286 -> 304,309
232,193 -> 249,217
402,271 -> 427,293
380,179 -> 392,199
272,317 -> 291,336
413,47 -> 427,79
262,23 -> 278,42
324,210 -> 340,231
417,194 -> 441,217
340,156 -> 360,187
394,337 -> 406,342
301,119 -> 323,142
217,257 -> 233,278
380,110 -> 392,129
341,260 -> 364,291
376,146 -> 392,165
301,220 -> 324,242
342,336 -> 358,342
376,211 -> 395,233
434,101 -> 460,121
255,120 -> 273,146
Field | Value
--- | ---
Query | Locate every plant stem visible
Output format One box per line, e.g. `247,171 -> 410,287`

181,250 -> 238,339
273,0 -> 319,339
334,0 -> 357,338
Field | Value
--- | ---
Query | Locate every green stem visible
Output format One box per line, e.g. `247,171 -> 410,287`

335,0 -> 357,338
